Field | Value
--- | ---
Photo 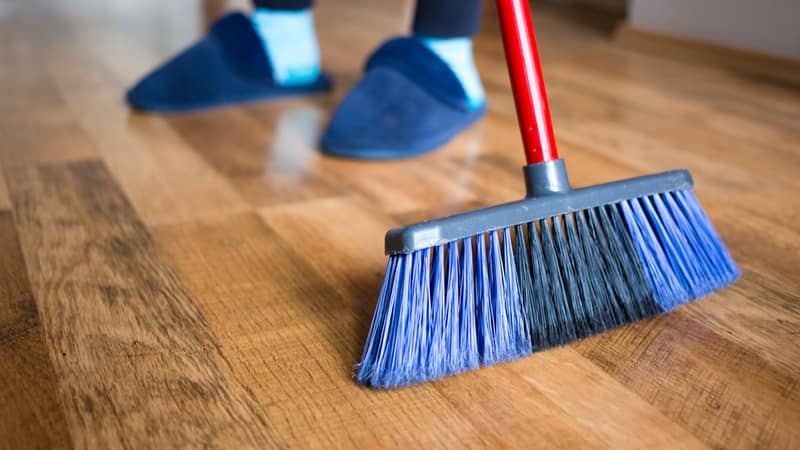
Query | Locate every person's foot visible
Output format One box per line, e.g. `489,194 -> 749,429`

321,36 -> 486,160
127,10 -> 331,113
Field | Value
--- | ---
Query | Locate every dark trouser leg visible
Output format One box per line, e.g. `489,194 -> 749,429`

412,0 -> 484,38
253,0 -> 482,35
252,0 -> 313,9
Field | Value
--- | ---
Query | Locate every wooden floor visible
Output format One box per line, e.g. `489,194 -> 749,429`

2,0 -> 799,448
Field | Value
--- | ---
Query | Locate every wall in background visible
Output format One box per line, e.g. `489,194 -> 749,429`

550,0 -> 627,14
629,0 -> 800,59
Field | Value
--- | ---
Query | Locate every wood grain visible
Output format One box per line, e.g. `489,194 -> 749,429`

0,26 -> 98,169
510,348 -> 708,448
0,0 -> 798,448
0,212 -> 72,450
167,105 -> 344,208
573,307 -> 800,449
0,168 -> 10,211
6,161 -> 278,449
43,50 -> 250,226
152,212 -> 484,448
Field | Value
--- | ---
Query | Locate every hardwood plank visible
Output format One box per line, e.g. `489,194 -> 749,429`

6,160 -> 278,449
166,105 -> 343,208
711,203 -> 800,293
0,212 -> 72,450
0,31 -> 98,169
573,309 -> 800,449
259,196 -> 392,304
510,348 -> 708,449
682,273 -> 800,380
44,41 -> 249,226
168,104 -> 490,214
431,365 -> 601,448
152,212 -> 485,448
0,111 -> 98,170
0,168 -> 9,211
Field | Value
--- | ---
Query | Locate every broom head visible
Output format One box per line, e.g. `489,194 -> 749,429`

356,160 -> 739,388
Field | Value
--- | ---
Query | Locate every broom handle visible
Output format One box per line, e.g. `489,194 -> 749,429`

495,0 -> 559,164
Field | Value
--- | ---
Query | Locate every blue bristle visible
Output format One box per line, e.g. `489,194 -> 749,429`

427,245 -> 447,379
443,242 -> 461,374
485,232 -> 505,365
640,196 -> 698,295
674,191 -> 740,283
651,194 -> 710,297
475,234 -> 496,364
668,191 -> 740,289
377,254 -> 411,387
458,238 -> 480,372
359,254 -> 409,387
620,190 -> 740,310
503,227 -> 532,356
406,249 -> 430,384
620,199 -> 688,309
481,230 -> 530,365
355,256 -> 399,384
356,189 -> 738,388
660,194 -> 717,284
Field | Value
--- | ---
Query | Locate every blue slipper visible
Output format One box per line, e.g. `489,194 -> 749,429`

321,37 -> 486,160
127,12 -> 332,113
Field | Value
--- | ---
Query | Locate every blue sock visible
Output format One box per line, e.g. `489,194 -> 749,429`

419,37 -> 485,110
251,8 -> 321,86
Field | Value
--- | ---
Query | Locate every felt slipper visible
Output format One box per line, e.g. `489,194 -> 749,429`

321,37 -> 485,160
127,12 -> 332,113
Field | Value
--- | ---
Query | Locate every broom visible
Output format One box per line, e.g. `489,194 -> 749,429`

356,0 -> 740,389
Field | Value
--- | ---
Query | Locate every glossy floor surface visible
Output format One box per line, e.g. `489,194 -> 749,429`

1,0 -> 799,448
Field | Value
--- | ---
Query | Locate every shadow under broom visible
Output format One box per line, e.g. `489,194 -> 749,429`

356,0 -> 740,389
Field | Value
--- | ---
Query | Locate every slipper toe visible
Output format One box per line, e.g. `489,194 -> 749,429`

127,38 -> 231,111
322,37 -> 485,160
127,12 -> 332,113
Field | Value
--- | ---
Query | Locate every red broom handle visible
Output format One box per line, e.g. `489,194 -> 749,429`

495,0 -> 559,164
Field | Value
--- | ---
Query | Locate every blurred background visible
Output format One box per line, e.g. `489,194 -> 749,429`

125,0 -> 800,62
555,0 -> 799,60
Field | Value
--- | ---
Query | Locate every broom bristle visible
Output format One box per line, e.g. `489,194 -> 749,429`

356,189 -> 739,388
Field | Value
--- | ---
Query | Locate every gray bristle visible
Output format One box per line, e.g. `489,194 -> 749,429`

513,226 -> 536,346
553,215 -> 592,338
538,218 -> 579,346
575,210 -> 625,329
564,213 -> 615,334
588,208 -> 643,322
513,205 -> 662,351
